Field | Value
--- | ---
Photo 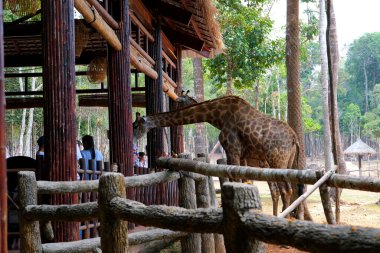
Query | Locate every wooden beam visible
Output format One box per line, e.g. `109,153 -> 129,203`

164,26 -> 205,52
86,0 -> 119,30
129,0 -> 153,31
157,1 -> 192,25
129,11 -> 154,42
74,0 -> 122,51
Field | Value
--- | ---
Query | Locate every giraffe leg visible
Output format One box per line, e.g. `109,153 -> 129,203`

268,181 -> 280,216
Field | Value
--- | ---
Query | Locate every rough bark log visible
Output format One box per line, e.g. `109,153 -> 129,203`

110,198 -> 223,233
37,171 -> 180,194
243,211 -> 380,253
178,154 -> 201,253
24,202 -> 99,221
18,172 -> 42,252
195,175 -> 215,253
157,158 -> 380,192
42,228 -> 187,252
98,173 -> 128,252
316,170 -> 335,224
221,183 -> 265,253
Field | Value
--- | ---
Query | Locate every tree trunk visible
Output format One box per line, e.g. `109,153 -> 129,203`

286,0 -> 310,220
363,64 -> 369,113
192,57 -> 207,155
326,0 -> 347,223
226,54 -> 233,95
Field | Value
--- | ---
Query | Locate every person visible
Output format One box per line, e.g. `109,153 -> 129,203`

80,135 -> 103,178
76,140 -> 83,161
134,151 -> 147,168
36,136 -> 45,157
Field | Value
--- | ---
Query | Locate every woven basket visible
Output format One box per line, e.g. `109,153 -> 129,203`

6,0 -> 40,16
75,20 -> 89,57
87,57 -> 107,83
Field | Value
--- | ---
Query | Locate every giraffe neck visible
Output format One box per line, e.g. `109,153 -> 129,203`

145,96 -> 247,130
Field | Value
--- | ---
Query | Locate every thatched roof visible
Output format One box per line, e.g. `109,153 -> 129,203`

344,139 -> 376,155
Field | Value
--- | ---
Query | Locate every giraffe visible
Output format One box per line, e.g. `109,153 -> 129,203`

133,95 -> 309,218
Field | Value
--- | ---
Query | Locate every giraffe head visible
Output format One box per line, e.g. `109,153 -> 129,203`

133,114 -> 151,142
175,90 -> 198,107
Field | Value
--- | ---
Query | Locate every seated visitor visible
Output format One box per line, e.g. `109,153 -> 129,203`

80,135 -> 103,178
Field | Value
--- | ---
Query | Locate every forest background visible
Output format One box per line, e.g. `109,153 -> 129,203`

4,0 -> 380,162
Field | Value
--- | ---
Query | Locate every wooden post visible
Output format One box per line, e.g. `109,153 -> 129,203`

195,154 -> 225,253
178,154 -> 201,253
18,172 -> 42,253
42,0 -> 78,241
221,182 -> 265,253
170,44 -> 184,156
217,158 -> 229,187
145,16 -> 164,169
107,0 -> 134,178
98,173 -> 128,252
0,2 -> 7,251
316,170 -> 335,224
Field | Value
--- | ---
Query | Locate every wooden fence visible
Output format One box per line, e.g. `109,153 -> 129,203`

17,157 -> 380,253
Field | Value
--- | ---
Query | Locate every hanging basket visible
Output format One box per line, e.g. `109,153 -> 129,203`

87,57 -> 107,83
75,20 -> 89,57
6,0 -> 40,16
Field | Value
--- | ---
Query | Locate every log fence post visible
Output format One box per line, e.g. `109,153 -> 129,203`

18,171 -> 42,253
217,158 -> 229,187
222,182 -> 265,253
98,173 -> 128,252
316,169 -> 335,224
178,154 -> 201,253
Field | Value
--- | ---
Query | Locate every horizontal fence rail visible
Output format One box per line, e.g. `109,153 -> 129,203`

157,158 -> 380,192
37,171 -> 181,194
17,154 -> 380,253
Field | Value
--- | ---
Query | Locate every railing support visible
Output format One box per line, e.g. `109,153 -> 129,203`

18,171 -> 42,253
98,173 -> 128,252
222,182 -> 265,253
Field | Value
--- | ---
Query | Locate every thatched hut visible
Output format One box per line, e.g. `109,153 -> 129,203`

344,138 -> 376,176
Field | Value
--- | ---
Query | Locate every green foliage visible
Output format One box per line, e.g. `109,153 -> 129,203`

340,103 -> 361,134
205,0 -> 284,92
362,106 -> 380,139
344,32 -> 380,111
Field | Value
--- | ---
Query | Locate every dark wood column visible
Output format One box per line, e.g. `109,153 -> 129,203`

42,0 -> 78,241
145,17 -> 164,168
0,2 -> 7,251
107,0 -> 133,176
170,44 -> 184,155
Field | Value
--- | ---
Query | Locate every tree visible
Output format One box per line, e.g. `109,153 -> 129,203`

286,0 -> 312,220
341,103 -> 361,143
193,57 -> 207,155
345,33 -> 380,113
205,0 -> 283,94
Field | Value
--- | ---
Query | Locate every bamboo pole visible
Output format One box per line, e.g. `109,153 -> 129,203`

130,44 -> 158,79
86,0 -> 119,29
278,167 -> 336,218
74,0 -> 122,51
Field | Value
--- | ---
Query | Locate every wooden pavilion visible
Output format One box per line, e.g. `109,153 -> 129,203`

0,0 -> 223,250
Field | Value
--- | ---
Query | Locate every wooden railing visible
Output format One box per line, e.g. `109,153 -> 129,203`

17,158 -> 380,253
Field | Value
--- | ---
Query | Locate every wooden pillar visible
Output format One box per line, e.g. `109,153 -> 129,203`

42,0 -> 78,242
0,2 -> 7,251
145,16 -> 164,168
170,44 -> 184,155
107,0 -> 133,177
